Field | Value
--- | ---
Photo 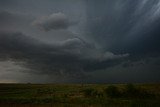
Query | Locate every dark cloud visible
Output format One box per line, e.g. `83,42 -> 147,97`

0,0 -> 160,83
0,31 -> 128,80
0,11 -> 18,29
86,0 -> 160,55
0,10 -> 34,33
33,12 -> 77,31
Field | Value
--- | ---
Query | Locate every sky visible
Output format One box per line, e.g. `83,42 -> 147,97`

0,0 -> 160,83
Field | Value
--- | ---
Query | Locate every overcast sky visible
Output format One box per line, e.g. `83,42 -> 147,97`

0,0 -> 160,83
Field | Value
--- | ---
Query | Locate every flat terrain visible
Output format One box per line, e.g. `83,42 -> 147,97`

0,83 -> 160,107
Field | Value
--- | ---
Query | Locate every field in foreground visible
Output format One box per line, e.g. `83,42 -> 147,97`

0,83 -> 160,107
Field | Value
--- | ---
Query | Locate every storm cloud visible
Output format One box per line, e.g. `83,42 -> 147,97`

0,31 -> 128,81
0,0 -> 160,83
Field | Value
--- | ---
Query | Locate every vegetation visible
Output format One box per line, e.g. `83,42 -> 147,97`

0,83 -> 159,107
104,84 -> 155,99
104,85 -> 121,98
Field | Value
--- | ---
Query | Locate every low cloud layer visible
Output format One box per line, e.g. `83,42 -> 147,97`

0,31 -> 128,80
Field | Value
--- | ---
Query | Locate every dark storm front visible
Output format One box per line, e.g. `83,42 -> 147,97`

0,0 -> 160,83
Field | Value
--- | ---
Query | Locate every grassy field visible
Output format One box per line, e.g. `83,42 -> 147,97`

0,83 -> 160,107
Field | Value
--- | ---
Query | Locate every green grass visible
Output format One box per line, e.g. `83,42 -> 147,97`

0,83 -> 159,107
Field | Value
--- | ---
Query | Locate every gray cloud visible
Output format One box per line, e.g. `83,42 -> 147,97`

0,0 -> 160,83
0,31 -> 128,80
89,56 -> 160,83
33,12 -> 76,31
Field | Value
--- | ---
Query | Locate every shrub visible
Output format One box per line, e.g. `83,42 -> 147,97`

124,84 -> 139,97
91,90 -> 103,97
82,88 -> 94,97
122,84 -> 154,99
82,88 -> 97,97
104,85 -> 121,98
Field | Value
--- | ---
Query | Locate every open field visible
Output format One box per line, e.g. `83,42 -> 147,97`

0,83 -> 160,107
